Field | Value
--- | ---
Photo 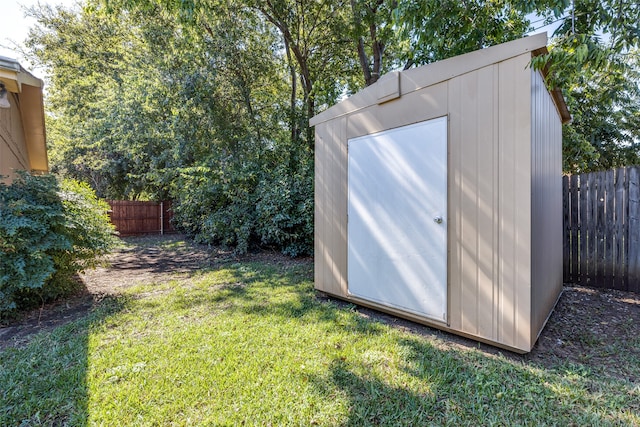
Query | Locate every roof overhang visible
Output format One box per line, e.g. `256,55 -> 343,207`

310,32 -> 571,126
531,45 -> 572,124
0,55 -> 48,174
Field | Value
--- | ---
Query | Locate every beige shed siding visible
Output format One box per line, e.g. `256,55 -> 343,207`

530,69 -> 563,342
0,92 -> 29,180
20,85 -> 48,173
448,64 -> 499,341
346,82 -> 448,140
314,117 -> 348,296
497,53 -> 533,350
447,52 -> 533,350
313,35 -> 566,353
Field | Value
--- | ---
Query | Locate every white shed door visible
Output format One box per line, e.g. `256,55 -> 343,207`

347,117 -> 448,322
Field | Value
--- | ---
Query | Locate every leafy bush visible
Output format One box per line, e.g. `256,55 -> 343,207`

254,160 -> 313,257
0,172 -> 117,317
172,153 -> 313,257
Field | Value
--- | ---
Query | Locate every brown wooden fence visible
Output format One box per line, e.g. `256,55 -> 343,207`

107,200 -> 175,236
563,167 -> 640,292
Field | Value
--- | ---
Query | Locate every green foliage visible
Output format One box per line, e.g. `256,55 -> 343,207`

172,148 -> 313,256
27,0 -> 317,256
394,0 -> 532,68
55,178 -> 119,282
254,158 -> 314,257
529,1 -> 640,173
0,173 -> 116,317
0,173 -> 68,313
23,0 -> 640,256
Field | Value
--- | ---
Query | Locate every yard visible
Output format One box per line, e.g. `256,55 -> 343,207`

1,235 -> 639,426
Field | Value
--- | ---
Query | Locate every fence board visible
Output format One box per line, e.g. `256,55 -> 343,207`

563,176 -> 570,281
579,174 -> 588,284
570,174 -> 579,284
615,168 -> 628,290
595,171 -> 606,287
588,173 -> 597,284
604,169 -> 614,288
107,200 -> 175,236
563,166 -> 640,293
628,167 -> 640,293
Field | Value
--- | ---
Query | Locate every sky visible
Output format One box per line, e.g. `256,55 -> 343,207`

0,0 -> 78,78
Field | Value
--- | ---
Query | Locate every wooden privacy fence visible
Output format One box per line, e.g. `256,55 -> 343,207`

107,200 -> 175,236
563,167 -> 640,293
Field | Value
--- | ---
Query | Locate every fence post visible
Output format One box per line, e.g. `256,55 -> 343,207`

160,201 -> 164,236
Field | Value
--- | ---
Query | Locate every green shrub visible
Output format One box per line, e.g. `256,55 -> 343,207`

0,172 -> 117,317
171,154 -> 313,257
254,161 -> 313,257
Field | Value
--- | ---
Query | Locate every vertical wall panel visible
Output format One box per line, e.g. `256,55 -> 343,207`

314,118 -> 348,297
459,70 -> 479,335
448,72 -> 463,332
0,92 -> 29,181
498,54 -> 532,350
448,64 -> 499,340
530,69 -> 564,342
327,121 -> 339,296
314,123 -> 329,293
336,117 -> 348,296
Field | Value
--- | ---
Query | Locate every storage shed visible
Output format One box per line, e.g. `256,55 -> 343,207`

310,33 -> 571,353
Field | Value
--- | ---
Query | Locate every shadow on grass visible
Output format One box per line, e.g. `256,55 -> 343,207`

108,234 -> 214,274
0,296 -> 127,426
171,261 -> 389,336
6,247 -> 636,425
312,335 -> 639,426
164,261 -> 638,424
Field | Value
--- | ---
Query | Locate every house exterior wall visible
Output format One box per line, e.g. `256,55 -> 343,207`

313,35 -> 565,353
0,91 -> 29,182
20,84 -> 48,173
530,68 -> 564,343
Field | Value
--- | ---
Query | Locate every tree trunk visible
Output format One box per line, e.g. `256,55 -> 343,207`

350,0 -> 385,87
284,37 -> 298,146
258,3 -> 315,151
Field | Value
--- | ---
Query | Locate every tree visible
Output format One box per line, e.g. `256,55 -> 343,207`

348,0 -> 397,86
27,0 -> 317,254
530,0 -> 640,172
26,0 -> 640,256
393,0 -> 531,69
25,3 -> 136,196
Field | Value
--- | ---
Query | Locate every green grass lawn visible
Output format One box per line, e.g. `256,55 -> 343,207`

1,260 -> 639,426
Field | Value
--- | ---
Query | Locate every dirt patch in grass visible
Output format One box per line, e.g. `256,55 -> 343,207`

529,285 -> 640,379
2,234 -> 638,383
0,234 -> 309,350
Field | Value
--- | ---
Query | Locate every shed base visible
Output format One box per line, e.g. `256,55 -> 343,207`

317,291 -> 536,354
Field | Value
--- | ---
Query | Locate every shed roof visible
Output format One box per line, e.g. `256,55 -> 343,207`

0,56 -> 48,173
310,32 -> 571,127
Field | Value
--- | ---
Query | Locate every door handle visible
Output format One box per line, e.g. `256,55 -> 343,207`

434,216 -> 443,224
